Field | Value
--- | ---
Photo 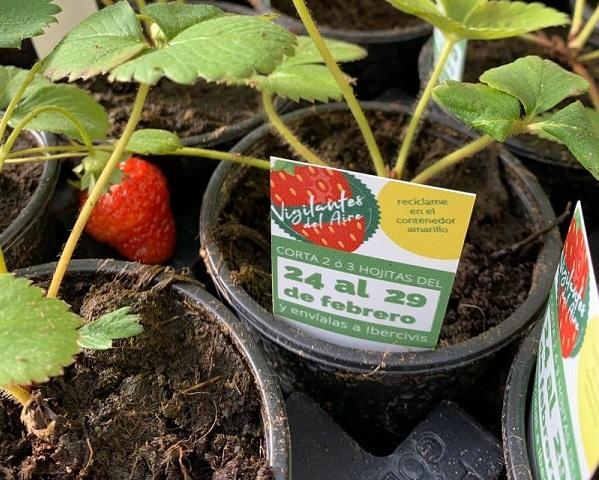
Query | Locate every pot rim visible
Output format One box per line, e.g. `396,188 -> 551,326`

251,0 -> 432,44
200,100 -> 562,374
0,131 -> 59,250
16,259 -> 291,480
502,320 -> 542,480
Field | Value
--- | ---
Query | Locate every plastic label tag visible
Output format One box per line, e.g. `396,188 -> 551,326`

433,29 -> 467,82
270,157 -> 475,352
531,202 -> 599,480
31,0 -> 99,58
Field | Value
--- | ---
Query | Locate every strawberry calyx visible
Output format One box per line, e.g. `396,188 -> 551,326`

71,152 -> 125,192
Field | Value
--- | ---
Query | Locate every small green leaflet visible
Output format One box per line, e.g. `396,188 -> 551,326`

529,102 -> 599,180
127,129 -> 183,154
386,0 -> 568,40
0,66 -> 51,109
11,84 -> 109,141
78,307 -> 143,350
0,0 -> 61,48
248,36 -> 366,102
480,56 -> 589,117
110,15 -> 296,85
432,81 -> 521,140
143,3 -> 225,41
44,1 -> 147,81
0,274 -> 82,387
73,151 -> 123,192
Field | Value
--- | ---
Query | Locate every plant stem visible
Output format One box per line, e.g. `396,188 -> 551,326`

47,83 -> 151,299
101,0 -> 114,5
395,36 -> 456,179
2,385 -> 31,407
172,147 -> 269,169
411,135 -> 495,184
0,105 -> 96,172
0,62 -> 42,143
571,3 -> 599,50
136,13 -> 155,25
134,0 -> 147,10
578,49 -> 599,63
6,152 -> 88,164
0,247 -> 6,273
291,0 -> 386,177
571,61 -> 599,109
570,0 -> 586,40
261,91 -> 326,166
519,33 -> 553,49
7,144 -> 113,158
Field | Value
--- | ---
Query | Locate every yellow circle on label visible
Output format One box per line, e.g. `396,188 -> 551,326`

377,182 -> 475,260
578,316 -> 599,472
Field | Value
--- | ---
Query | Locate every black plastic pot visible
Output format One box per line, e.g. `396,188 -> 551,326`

200,101 -> 562,442
418,38 -> 598,232
16,259 -> 291,480
502,320 -> 542,480
251,0 -> 432,98
1,131 -> 59,270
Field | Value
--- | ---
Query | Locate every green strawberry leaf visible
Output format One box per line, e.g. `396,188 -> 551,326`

385,0 -> 568,40
585,107 -> 599,135
127,129 -> 182,154
480,56 -> 589,117
110,15 -> 296,85
78,307 -> 143,350
433,81 -> 521,140
528,102 -> 599,180
143,3 -> 225,41
282,36 -> 367,67
0,0 -> 61,49
257,64 -> 344,102
11,84 -> 109,141
248,36 -> 365,102
0,274 -> 82,387
0,66 -> 51,110
44,1 -> 147,81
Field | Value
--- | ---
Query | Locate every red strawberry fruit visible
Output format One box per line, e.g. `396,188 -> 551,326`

80,156 -> 176,264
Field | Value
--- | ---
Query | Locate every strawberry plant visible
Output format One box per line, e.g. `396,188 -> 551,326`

0,0 -> 284,431
267,0 -> 599,186
0,256 -> 142,435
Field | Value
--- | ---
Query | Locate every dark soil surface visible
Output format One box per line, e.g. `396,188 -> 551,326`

0,133 -> 43,234
0,271 -> 271,479
212,109 -> 542,346
79,77 -> 262,140
271,0 -> 423,30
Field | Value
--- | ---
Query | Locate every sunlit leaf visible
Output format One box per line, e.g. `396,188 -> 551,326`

433,81 -> 521,140
0,274 -> 82,387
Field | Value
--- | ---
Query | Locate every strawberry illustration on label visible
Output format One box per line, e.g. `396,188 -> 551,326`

271,161 -> 379,253
558,214 -> 590,358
